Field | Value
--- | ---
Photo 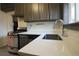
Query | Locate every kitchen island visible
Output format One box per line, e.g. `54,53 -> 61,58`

18,29 -> 79,56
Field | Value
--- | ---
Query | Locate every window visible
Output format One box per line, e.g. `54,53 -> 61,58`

76,4 -> 79,22
69,3 -> 76,23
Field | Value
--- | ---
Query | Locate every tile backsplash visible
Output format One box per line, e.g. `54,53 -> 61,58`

27,22 -> 55,32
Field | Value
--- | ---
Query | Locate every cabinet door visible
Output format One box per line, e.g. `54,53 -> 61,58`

39,3 -> 49,20
49,4 -> 60,20
15,4 -> 24,16
32,3 -> 39,21
24,4 -> 32,21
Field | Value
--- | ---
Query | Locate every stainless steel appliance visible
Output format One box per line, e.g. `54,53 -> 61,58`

7,32 -> 18,54
7,28 -> 27,54
7,15 -> 27,54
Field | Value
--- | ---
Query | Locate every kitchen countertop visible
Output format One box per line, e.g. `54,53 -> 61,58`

18,29 -> 79,56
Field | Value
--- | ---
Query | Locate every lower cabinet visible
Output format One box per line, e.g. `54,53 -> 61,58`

18,34 -> 39,49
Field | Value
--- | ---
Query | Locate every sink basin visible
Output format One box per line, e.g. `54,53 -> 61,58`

43,34 -> 62,40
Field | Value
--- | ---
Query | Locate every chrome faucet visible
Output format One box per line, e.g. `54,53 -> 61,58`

54,19 -> 64,36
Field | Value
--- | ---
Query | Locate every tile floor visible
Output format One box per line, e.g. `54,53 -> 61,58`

0,46 -> 19,56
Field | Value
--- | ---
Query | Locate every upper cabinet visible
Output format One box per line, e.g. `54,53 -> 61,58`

14,3 -> 61,22
24,3 -> 39,21
1,3 -> 15,12
32,3 -> 39,20
24,4 -> 32,21
24,3 -> 49,21
39,3 -> 49,20
24,3 -> 60,22
15,4 -> 24,16
49,3 -> 60,20
14,3 -> 79,24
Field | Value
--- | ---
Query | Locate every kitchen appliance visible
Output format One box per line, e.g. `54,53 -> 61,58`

7,15 -> 27,54
13,15 -> 27,32
7,31 -> 18,54
7,31 -> 27,54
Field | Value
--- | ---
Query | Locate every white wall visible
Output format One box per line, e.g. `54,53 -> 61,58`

63,3 -> 69,24
18,18 -> 27,29
76,3 -> 79,22
69,3 -> 76,23
0,10 -> 13,47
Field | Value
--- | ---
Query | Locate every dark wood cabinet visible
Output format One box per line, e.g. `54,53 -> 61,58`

24,3 -> 39,21
24,3 -> 61,22
32,3 -> 39,20
49,3 -> 60,20
39,3 -> 49,20
24,3 -> 49,21
15,4 -> 24,16
24,4 -> 32,21
1,3 -> 15,12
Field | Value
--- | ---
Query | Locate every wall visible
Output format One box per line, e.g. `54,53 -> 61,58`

0,10 -> 13,47
18,18 -> 27,29
27,22 -> 55,32
63,3 -> 69,24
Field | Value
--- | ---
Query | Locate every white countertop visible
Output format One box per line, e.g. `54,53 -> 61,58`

18,30 -> 79,56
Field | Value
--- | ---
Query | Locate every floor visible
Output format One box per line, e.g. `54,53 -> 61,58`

0,46 -> 19,56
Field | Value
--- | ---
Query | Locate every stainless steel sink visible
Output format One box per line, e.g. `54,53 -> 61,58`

43,34 -> 62,40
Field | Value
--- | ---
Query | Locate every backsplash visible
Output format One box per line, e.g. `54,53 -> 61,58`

27,22 -> 55,32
